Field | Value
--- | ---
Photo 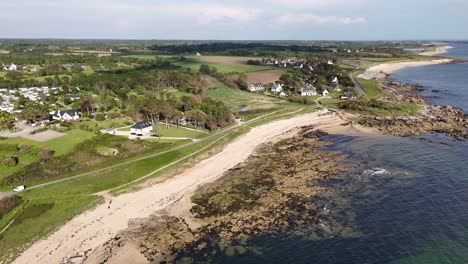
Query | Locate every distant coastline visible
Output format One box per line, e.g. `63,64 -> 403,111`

358,59 -> 453,81
419,45 -> 454,56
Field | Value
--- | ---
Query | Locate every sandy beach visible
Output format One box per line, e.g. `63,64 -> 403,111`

419,45 -> 453,56
358,59 -> 452,81
13,110 -> 343,264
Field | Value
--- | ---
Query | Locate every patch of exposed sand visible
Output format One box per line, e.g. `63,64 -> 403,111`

358,59 -> 452,81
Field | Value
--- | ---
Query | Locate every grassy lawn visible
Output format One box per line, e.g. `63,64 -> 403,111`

0,144 -> 40,179
207,82 -> 288,112
4,129 -> 96,157
73,118 -> 132,130
0,195 -> 101,262
153,124 -> 206,138
357,78 -> 382,99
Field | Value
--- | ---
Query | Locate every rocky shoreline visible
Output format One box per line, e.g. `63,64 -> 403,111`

358,81 -> 468,139
97,128 -> 357,263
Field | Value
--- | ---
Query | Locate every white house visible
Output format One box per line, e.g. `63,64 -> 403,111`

329,76 -> 339,85
327,60 -> 334,65
322,89 -> 330,97
300,84 -> 317,96
248,83 -> 264,92
130,121 -> 153,136
5,63 -> 17,71
271,83 -> 283,94
67,94 -> 81,101
51,109 -> 80,121
293,63 -> 303,69
279,91 -> 287,97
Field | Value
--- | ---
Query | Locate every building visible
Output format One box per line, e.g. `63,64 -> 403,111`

327,60 -> 334,65
322,89 -> 330,97
300,84 -> 317,96
248,83 -> 264,92
51,109 -> 80,121
130,121 -> 153,136
67,94 -> 81,101
3,63 -> 17,71
271,83 -> 283,94
329,76 -> 339,85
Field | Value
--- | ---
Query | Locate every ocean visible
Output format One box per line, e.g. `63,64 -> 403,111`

210,43 -> 468,264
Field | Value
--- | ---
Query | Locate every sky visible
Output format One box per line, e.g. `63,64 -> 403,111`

1,0 -> 467,40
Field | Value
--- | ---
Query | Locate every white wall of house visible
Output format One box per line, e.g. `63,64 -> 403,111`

130,126 -> 152,135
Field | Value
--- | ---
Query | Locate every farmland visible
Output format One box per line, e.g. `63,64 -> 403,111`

207,82 -> 288,112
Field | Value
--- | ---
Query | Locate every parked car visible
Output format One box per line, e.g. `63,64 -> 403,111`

13,185 -> 26,192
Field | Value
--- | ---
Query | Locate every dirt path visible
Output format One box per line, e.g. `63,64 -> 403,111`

13,110 -> 342,264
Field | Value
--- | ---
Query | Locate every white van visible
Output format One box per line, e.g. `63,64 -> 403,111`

13,186 -> 26,192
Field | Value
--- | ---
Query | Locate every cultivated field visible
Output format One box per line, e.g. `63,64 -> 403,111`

245,68 -> 288,84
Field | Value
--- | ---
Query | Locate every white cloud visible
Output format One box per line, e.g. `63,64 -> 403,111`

278,14 -> 368,25
195,5 -> 259,25
268,0 -> 368,9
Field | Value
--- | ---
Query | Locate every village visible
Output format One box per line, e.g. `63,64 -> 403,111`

246,56 -> 354,101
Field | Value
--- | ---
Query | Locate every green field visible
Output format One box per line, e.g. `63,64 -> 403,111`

358,78 -> 382,99
3,129 -> 96,157
175,61 -> 271,73
207,82 -> 288,112
153,124 -> 206,138
0,144 -> 40,179
124,54 -> 174,59
73,118 -> 132,130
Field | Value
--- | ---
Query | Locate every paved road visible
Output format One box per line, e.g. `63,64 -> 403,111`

349,73 -> 366,97
0,110 -> 286,199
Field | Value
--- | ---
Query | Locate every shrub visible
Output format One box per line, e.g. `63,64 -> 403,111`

3,156 -> 19,167
16,144 -> 30,155
30,127 -> 48,135
106,112 -> 121,119
40,149 -> 55,161
95,113 -> 105,121
0,196 -> 22,218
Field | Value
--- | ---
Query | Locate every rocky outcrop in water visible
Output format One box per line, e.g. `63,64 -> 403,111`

359,82 -> 468,139
359,104 -> 468,139
118,128 -> 355,263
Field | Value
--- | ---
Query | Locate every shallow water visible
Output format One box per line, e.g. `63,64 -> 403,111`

204,44 -> 468,263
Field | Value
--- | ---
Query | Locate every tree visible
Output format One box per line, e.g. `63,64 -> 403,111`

0,112 -> 15,131
18,102 -> 49,123
185,110 -> 207,129
236,73 -> 248,90
199,64 -> 211,75
81,100 -> 93,115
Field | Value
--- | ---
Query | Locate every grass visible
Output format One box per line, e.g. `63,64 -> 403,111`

0,195 -> 101,262
0,144 -> 40,179
358,78 -> 382,99
3,129 -> 96,157
174,59 -> 272,73
124,54 -> 174,59
72,118 -> 132,130
0,106 -> 309,261
207,82 -> 288,112
153,123 -> 206,138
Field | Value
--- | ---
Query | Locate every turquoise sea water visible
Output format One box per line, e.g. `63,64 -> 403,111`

201,43 -> 468,263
